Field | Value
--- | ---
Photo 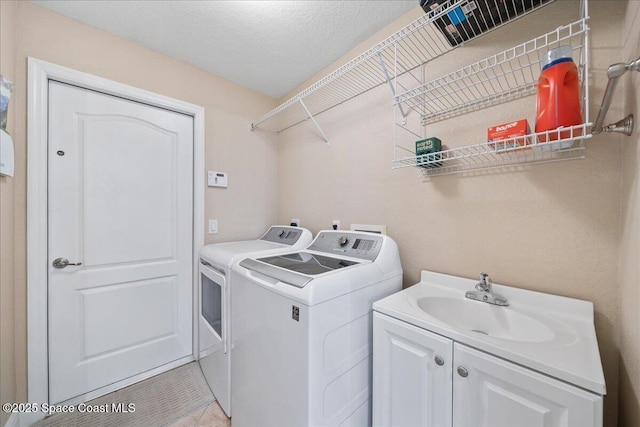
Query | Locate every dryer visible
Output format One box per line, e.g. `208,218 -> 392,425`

231,230 -> 402,427
198,225 -> 312,417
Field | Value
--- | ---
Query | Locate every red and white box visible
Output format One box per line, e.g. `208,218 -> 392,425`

487,119 -> 531,151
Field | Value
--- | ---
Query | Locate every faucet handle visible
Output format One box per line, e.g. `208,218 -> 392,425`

484,274 -> 492,287
476,272 -> 492,291
468,272 -> 508,306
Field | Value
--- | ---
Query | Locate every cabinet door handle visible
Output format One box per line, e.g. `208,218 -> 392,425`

457,366 -> 469,378
434,355 -> 445,366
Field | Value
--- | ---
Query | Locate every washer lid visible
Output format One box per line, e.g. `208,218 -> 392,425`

239,252 -> 360,288
258,252 -> 358,275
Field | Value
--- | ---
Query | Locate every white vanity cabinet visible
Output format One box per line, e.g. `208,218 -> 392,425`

373,312 -> 603,427
453,343 -> 603,427
373,313 -> 453,427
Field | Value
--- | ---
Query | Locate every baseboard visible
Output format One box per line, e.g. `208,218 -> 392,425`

58,355 -> 195,407
19,410 -> 44,427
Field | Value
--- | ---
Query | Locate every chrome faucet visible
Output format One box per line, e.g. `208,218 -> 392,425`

465,272 -> 508,306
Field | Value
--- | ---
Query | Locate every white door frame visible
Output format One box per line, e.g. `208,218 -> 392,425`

26,57 -> 205,423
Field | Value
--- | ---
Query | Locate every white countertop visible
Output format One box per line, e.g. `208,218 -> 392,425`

373,270 -> 606,395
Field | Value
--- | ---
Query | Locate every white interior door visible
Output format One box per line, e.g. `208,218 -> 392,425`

47,80 -> 194,404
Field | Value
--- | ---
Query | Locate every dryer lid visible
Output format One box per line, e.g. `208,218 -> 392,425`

200,240 -> 286,268
199,226 -> 312,267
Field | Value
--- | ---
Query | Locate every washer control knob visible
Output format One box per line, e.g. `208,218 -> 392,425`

339,236 -> 349,247
278,230 -> 286,237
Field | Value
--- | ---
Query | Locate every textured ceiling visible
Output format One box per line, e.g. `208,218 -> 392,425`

31,1 -> 418,99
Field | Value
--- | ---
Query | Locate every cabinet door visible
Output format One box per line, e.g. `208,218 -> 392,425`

373,312 -> 453,427
453,344 -> 603,427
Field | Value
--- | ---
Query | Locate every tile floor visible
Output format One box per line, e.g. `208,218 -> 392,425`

167,401 -> 230,427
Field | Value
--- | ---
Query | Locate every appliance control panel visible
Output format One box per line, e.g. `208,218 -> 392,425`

261,226 -> 304,246
308,231 -> 383,261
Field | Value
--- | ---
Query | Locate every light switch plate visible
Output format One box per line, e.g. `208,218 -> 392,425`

208,219 -> 218,235
208,171 -> 228,188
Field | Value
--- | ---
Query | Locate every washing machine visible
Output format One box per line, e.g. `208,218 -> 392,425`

198,225 -> 312,417
231,230 -> 402,427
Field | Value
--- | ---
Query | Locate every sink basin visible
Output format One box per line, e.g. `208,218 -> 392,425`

416,296 -> 555,343
372,270 -> 606,395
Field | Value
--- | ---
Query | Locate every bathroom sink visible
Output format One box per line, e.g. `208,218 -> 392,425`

372,270 -> 606,396
416,296 -> 555,343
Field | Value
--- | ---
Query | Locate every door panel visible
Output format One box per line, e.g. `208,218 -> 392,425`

199,265 -> 226,356
48,81 -> 194,404
81,115 -> 178,266
81,277 -> 178,358
199,264 -> 229,415
373,313 -> 453,427
453,343 -> 603,427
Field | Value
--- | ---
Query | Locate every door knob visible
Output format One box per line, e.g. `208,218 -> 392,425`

52,257 -> 82,269
434,355 -> 445,366
457,366 -> 469,378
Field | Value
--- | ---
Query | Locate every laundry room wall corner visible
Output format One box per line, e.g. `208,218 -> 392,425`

0,1 -> 18,426
8,0 -> 279,414
617,1 -> 640,424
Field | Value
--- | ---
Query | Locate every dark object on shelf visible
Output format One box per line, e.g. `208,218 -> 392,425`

416,137 -> 443,168
420,0 -> 550,47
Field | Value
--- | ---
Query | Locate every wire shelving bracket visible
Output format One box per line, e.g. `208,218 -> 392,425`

250,0 -> 556,137
249,0 -> 592,177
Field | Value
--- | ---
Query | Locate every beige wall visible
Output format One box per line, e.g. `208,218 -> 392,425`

0,1 -> 17,426
1,1 -> 637,426
618,1 -> 640,425
0,0 -> 278,422
277,2 -> 626,425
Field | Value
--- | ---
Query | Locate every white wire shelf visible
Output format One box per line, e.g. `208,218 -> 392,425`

392,0 -> 590,178
394,18 -> 589,125
250,0 -> 555,134
392,123 -> 591,177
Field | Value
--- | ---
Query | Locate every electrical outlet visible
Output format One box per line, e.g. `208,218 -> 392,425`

208,219 -> 218,234
291,218 -> 300,227
332,220 -> 340,230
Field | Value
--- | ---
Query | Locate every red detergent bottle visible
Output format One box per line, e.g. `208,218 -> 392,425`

535,46 -> 583,143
